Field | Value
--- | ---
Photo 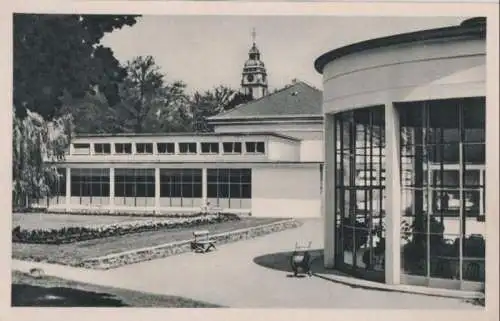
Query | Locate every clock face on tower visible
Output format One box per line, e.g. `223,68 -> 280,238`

247,74 -> 254,82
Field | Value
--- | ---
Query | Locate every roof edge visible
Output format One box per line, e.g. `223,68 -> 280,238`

208,114 -> 323,122
314,17 -> 486,74
207,80 -> 322,120
72,131 -> 302,142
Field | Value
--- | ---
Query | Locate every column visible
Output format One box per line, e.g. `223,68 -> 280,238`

65,167 -> 71,212
155,168 -> 160,213
384,102 -> 402,285
89,142 -> 95,156
109,167 -> 115,213
480,170 -> 484,217
323,113 -> 337,268
202,168 -> 208,206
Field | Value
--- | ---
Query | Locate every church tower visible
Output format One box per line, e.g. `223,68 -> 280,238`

241,29 -> 268,99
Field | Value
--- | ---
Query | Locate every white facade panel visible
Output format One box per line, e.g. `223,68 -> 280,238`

267,138 -> 300,161
213,122 -> 323,140
300,140 -> 324,162
322,39 -> 486,114
251,165 -> 321,218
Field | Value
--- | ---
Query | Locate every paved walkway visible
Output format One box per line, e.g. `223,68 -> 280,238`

12,219 -> 481,309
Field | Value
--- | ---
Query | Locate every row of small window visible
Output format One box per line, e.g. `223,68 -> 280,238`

73,141 -> 266,155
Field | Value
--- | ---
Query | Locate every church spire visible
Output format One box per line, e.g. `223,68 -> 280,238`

241,28 -> 268,100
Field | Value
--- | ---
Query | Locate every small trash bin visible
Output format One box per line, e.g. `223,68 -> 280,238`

290,241 -> 312,277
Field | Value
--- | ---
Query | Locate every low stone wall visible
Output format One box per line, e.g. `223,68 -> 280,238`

79,219 -> 302,270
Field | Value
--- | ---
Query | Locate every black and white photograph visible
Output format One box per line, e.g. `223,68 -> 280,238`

5,1 -> 499,317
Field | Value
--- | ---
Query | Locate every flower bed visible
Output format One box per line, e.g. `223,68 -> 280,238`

80,218 -> 302,270
12,213 -> 240,245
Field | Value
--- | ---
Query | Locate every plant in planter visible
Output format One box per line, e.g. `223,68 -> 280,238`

341,217 -> 369,252
402,215 -> 445,275
461,235 -> 485,258
361,236 -> 385,269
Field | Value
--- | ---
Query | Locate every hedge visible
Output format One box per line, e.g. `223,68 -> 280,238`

12,213 -> 240,245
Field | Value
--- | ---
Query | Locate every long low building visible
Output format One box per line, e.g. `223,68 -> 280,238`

42,81 -> 325,218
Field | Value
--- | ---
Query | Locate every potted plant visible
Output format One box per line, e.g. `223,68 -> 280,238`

402,215 -> 445,275
341,217 -> 370,252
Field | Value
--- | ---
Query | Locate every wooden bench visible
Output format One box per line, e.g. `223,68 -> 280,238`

191,230 -> 216,253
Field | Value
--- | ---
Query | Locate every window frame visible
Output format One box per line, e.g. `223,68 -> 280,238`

94,143 -> 111,155
136,143 -> 154,154
179,142 -> 197,154
222,142 -> 242,154
201,142 -> 220,154
115,143 -> 132,154
245,141 -> 265,154
157,142 -> 175,154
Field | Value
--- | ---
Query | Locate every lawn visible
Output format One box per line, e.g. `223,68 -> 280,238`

13,212 -> 162,231
12,216 -> 286,266
11,270 -> 222,307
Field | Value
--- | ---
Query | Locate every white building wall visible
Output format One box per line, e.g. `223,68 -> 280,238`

300,140 -> 324,162
267,137 -> 300,161
251,165 -> 321,218
322,38 -> 485,113
213,122 -> 323,140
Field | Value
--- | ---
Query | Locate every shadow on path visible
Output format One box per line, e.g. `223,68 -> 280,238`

253,250 -> 484,306
253,249 -> 337,275
12,284 -> 128,307
253,249 -> 390,291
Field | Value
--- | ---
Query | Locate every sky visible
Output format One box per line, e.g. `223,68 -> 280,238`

101,15 -> 466,94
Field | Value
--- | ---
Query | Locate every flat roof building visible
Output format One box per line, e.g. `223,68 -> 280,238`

43,81 -> 324,218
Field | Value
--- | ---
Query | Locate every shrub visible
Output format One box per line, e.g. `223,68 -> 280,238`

12,212 -> 240,244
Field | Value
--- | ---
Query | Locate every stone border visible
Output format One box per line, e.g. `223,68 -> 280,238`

78,218 -> 302,270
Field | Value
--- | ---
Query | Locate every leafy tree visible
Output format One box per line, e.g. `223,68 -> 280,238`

59,91 -> 122,135
12,109 -> 73,208
191,85 -> 253,132
12,14 -> 137,208
13,13 -> 139,120
113,55 -> 192,133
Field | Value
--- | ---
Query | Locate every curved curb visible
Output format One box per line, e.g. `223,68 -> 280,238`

310,259 -> 484,301
80,218 -> 302,270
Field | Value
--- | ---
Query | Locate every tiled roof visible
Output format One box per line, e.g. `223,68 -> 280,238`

209,81 -> 322,120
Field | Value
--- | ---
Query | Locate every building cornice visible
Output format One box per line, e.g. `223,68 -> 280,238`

314,17 -> 486,74
73,131 -> 301,142
208,115 -> 323,124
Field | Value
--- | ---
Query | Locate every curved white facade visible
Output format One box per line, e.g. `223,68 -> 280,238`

318,20 -> 487,292
322,38 -> 485,113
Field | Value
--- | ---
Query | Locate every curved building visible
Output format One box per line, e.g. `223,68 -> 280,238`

315,18 -> 486,291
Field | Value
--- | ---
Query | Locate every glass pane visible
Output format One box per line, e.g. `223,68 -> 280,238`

427,144 -> 460,163
429,233 -> 459,279
462,234 -> 485,282
401,231 -> 428,276
464,143 -> 485,164
335,106 -> 385,276
432,170 -> 459,188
